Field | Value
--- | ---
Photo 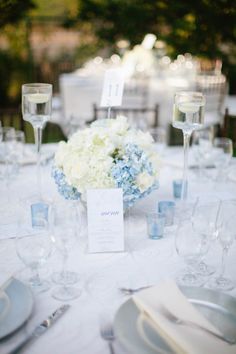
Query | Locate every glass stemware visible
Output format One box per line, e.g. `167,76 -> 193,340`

191,196 -> 220,276
212,137 -> 233,181
22,83 -> 52,194
209,200 -> 236,291
0,127 -> 15,181
51,201 -> 82,301
172,91 -> 205,200
191,128 -> 213,180
175,220 -> 208,286
15,204 -> 52,293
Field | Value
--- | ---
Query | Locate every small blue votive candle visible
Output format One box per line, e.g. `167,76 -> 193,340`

158,201 -> 175,226
173,179 -> 188,199
31,202 -> 49,228
146,212 -> 165,240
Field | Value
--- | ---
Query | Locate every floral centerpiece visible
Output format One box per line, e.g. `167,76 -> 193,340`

52,116 -> 159,209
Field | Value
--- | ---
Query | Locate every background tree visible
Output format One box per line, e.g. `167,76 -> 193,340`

77,0 -> 236,91
0,0 -> 35,28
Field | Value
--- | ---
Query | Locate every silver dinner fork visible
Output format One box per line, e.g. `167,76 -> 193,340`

119,285 -> 151,295
100,320 -> 116,354
159,305 -> 235,345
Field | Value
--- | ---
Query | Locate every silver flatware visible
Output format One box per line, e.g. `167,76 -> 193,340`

119,285 -> 151,295
159,305 -> 235,345
8,304 -> 70,354
189,164 -> 215,170
100,320 -> 115,354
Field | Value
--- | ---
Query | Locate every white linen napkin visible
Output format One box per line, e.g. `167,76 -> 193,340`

133,280 -> 236,354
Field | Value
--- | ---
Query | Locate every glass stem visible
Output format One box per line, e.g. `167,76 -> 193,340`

182,131 -> 191,201
31,266 -> 41,286
62,252 -> 68,285
220,247 -> 228,278
34,126 -> 42,195
107,106 -> 111,119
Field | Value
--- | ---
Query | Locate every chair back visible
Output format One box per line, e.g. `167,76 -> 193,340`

222,108 -> 236,156
195,74 -> 228,113
92,104 -> 159,129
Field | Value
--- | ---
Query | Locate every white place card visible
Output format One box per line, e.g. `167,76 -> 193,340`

87,188 -> 124,253
100,69 -> 125,108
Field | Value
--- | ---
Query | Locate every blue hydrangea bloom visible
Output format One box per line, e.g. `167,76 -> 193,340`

52,143 -> 158,209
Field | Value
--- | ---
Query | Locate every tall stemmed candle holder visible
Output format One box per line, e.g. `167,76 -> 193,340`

172,91 -> 205,200
22,83 -> 52,194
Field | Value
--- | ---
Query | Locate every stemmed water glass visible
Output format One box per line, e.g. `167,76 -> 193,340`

15,202 -> 52,293
51,201 -> 82,301
191,128 -> 213,180
212,137 -> 233,181
22,83 -> 52,194
172,91 -> 205,200
209,200 -> 236,291
191,196 -> 220,276
175,220 -> 209,286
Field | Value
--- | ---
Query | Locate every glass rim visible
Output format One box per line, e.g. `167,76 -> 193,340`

213,137 -> 233,145
22,83 -> 52,88
174,91 -> 204,97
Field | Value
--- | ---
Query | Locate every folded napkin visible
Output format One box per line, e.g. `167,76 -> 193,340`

133,280 -> 236,354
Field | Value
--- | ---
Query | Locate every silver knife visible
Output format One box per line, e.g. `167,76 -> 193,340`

9,304 -> 70,354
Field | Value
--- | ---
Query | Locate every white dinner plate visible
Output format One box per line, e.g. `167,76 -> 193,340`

113,286 -> 236,354
0,278 -> 34,339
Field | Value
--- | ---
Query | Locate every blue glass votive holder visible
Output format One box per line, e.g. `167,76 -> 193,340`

158,201 -> 175,226
146,212 -> 165,240
173,179 -> 188,199
31,202 -> 49,228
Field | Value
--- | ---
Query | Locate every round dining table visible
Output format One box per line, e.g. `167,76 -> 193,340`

0,144 -> 236,354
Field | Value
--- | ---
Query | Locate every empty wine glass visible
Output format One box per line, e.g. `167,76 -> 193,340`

149,127 -> 167,155
51,201 -> 82,301
175,220 -> 209,286
191,196 -> 220,276
22,83 -> 52,194
15,203 -> 52,293
0,127 -> 15,181
191,128 -> 213,180
212,137 -> 233,181
172,91 -> 205,200
209,200 -> 236,291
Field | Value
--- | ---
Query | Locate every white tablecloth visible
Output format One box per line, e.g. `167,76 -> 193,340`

0,145 -> 236,354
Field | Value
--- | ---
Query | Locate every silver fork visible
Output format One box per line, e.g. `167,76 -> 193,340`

100,320 -> 116,354
159,305 -> 235,345
119,285 -> 151,295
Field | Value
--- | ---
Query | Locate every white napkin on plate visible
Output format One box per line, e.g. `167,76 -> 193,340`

133,280 -> 236,354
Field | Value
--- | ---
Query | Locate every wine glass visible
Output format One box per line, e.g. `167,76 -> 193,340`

51,201 -> 82,301
172,91 -> 205,200
209,199 -> 236,291
175,220 -> 209,286
0,127 -> 15,180
191,196 -> 220,276
191,128 -> 213,180
15,203 -> 52,293
212,137 -> 233,181
22,83 -> 52,194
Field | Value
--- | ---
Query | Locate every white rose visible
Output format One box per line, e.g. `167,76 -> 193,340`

136,171 -> 155,192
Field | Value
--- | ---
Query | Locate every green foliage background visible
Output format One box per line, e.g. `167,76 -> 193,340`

0,0 -> 236,110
